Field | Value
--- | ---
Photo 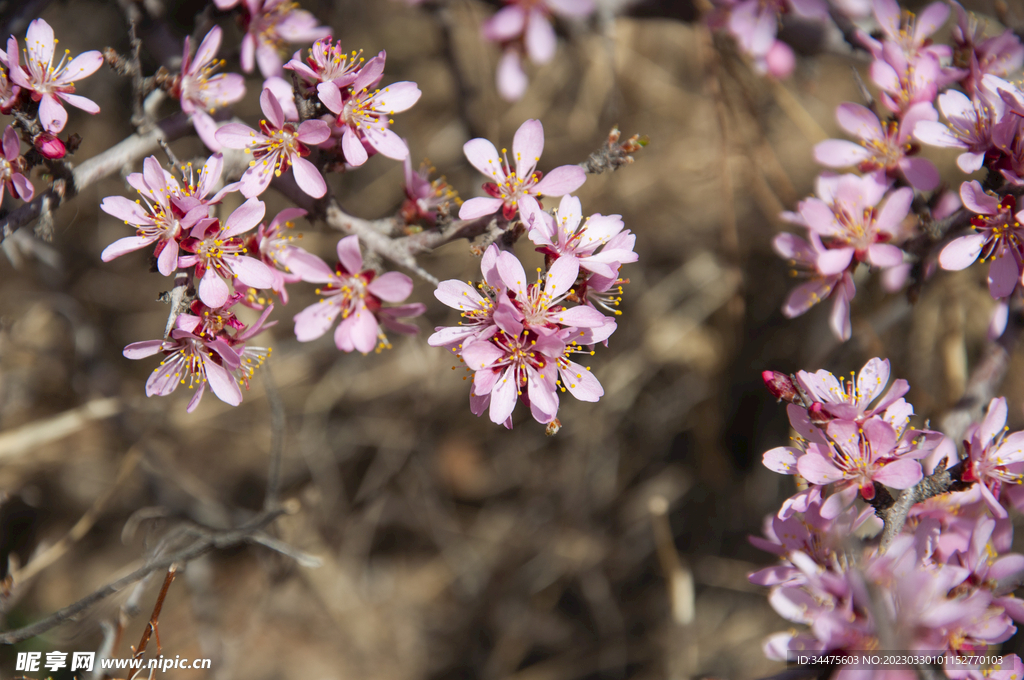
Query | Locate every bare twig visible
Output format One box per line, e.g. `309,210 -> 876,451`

0,507 -> 285,645
160,271 -> 193,338
125,566 -> 177,680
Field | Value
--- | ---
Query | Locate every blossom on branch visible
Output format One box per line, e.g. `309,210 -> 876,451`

241,207 -> 324,306
707,0 -> 827,79
961,397 -> 1024,517
316,52 -> 421,167
100,156 -> 213,276
428,244 -> 507,350
0,125 -> 32,209
459,119 -> 586,221
913,80 -> 1005,173
950,0 -> 1024,97
175,26 -> 246,152
215,88 -> 331,198
523,194 -> 637,279
237,0 -> 330,78
814,102 -> 940,191
177,197 -> 277,308
938,181 -> 1024,300
8,18 -> 103,133
292,235 -> 425,353
284,37 -> 365,95
123,299 -> 275,412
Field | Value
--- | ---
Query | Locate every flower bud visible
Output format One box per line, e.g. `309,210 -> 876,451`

762,370 -> 798,403
807,401 -> 831,425
34,132 -> 65,159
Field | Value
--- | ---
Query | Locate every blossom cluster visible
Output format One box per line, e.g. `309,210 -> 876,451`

102,152 -> 423,410
92,0 -> 634,425
772,0 -> 1024,340
757,358 -> 1024,676
429,119 -> 635,428
0,17 -> 111,211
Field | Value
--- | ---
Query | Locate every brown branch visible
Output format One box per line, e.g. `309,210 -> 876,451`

125,566 -> 176,680
878,462 -> 956,553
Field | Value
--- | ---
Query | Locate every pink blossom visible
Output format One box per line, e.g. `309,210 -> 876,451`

795,357 -> 910,422
125,321 -> 242,412
239,0 -> 330,78
176,26 -> 246,152
0,126 -> 32,209
749,498 -> 877,577
793,172 -> 911,274
797,418 -> 924,518
241,207 -> 324,306
429,244 -> 507,350
522,195 -> 637,278
459,119 -> 586,220
951,1 -> 1024,97
869,45 -> 944,116
8,19 -> 103,133
167,152 -> 240,216
772,230 -> 855,341
177,198 -> 276,308
401,154 -> 460,227
123,302 -> 274,412
960,398 -> 1024,517
284,38 -> 365,94
913,82 -> 1005,173
482,0 -> 595,99
100,156 -> 209,276
33,131 -> 64,159
495,250 -> 608,331
292,235 -> 424,353
814,102 -> 939,190
215,88 -> 331,198
316,53 -> 421,167
462,328 -> 565,427
0,49 -> 21,112
571,227 -> 635,325
712,0 -> 824,78
858,0 -> 951,64
938,181 -> 1024,300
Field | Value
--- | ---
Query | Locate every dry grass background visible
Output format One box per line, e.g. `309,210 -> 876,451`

1,0 -> 1023,679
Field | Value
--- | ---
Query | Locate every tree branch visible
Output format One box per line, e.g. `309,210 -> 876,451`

0,111 -> 191,243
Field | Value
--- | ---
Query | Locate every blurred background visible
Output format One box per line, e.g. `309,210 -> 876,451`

1,0 -> 1023,678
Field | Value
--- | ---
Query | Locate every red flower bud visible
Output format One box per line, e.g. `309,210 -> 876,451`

34,132 -> 65,159
807,401 -> 831,425
762,370 -> 799,403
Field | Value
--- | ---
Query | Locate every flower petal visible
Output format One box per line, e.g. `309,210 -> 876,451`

291,156 -> 327,198
368,271 -> 413,302
458,196 -> 504,220
558,359 -> 603,401
532,165 -> 586,197
331,235 -> 361,275
938,233 -> 986,270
